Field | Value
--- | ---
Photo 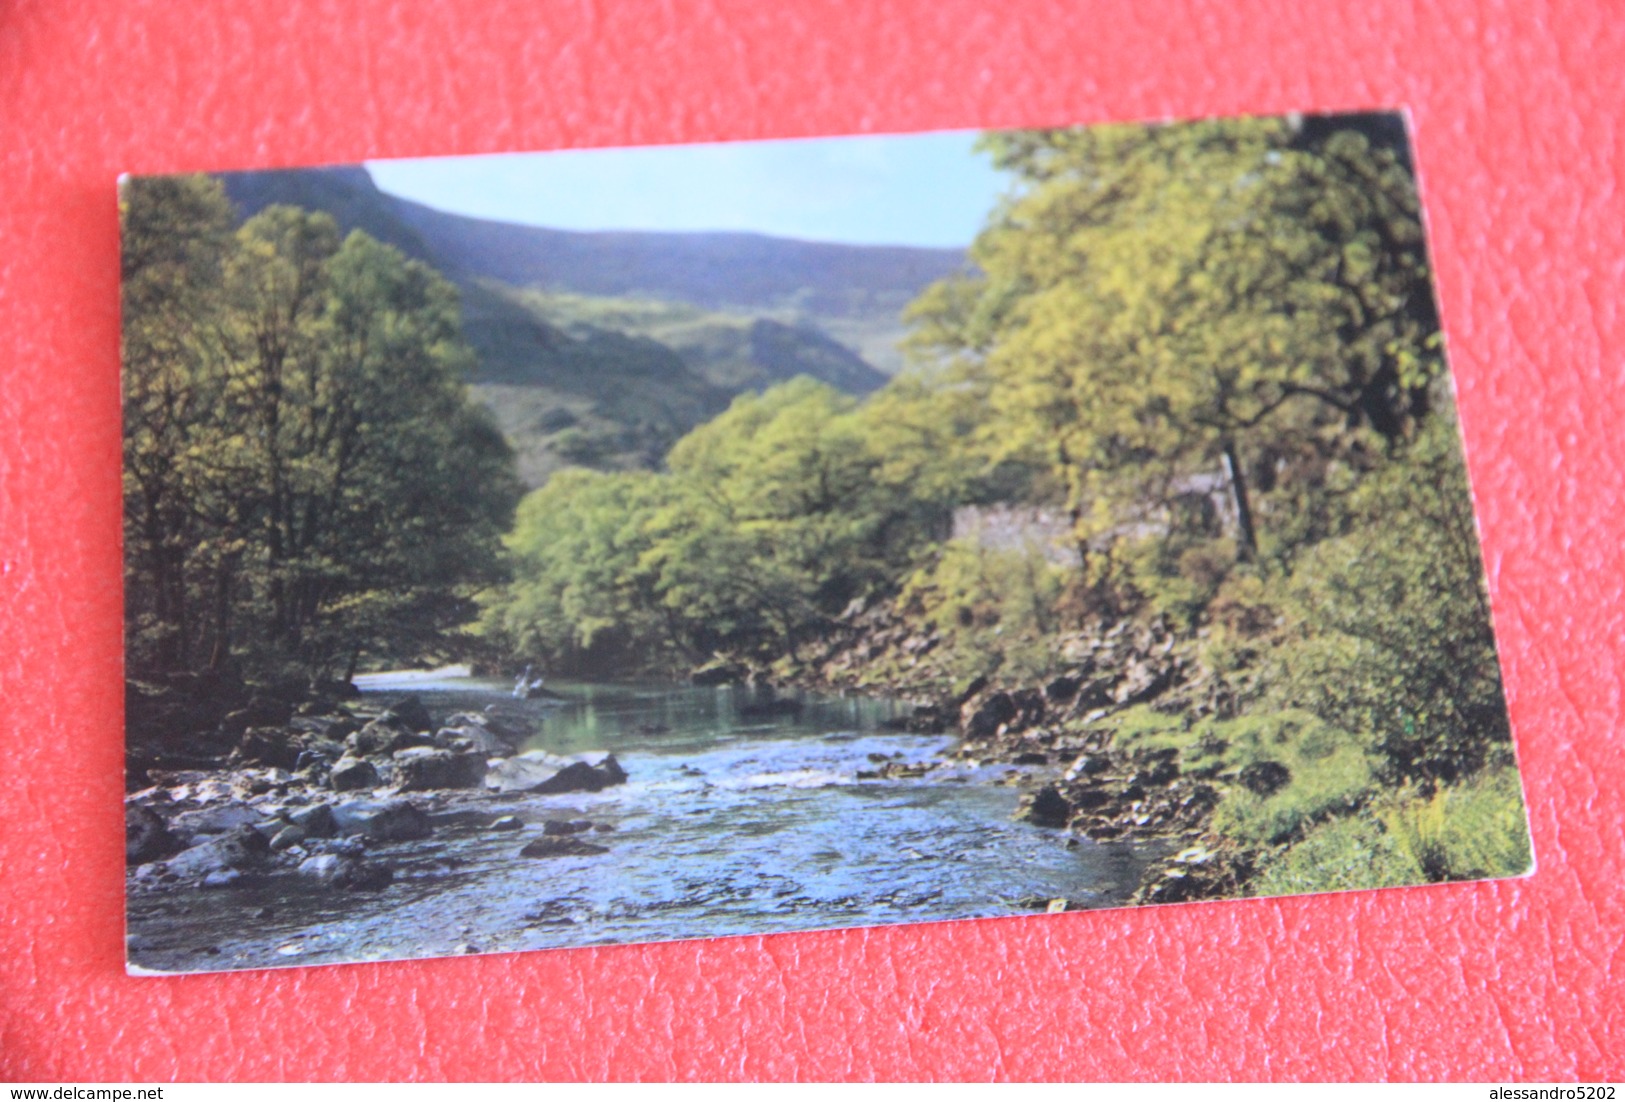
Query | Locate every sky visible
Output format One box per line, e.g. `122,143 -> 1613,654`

365,130 -> 1010,249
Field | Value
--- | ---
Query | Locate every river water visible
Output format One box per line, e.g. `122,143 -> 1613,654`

126,673 -> 1165,973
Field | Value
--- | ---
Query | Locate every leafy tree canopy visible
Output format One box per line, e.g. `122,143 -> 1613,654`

122,176 -> 521,680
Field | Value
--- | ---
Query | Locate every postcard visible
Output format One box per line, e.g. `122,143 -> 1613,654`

121,111 -> 1532,974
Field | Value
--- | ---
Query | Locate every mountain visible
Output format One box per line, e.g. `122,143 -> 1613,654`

219,165 -> 966,484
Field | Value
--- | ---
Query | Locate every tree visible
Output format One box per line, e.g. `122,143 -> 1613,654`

1271,405 -> 1509,783
910,115 -> 1444,567
121,178 -> 521,679
121,175 -> 238,670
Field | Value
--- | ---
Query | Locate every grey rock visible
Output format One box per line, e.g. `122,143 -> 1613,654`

329,757 -> 381,791
1017,785 -> 1073,828
542,819 -> 593,836
394,747 -> 488,791
163,825 -> 271,879
331,799 -> 433,841
486,751 -> 627,795
125,805 -> 175,866
288,803 -> 337,837
519,836 -> 609,858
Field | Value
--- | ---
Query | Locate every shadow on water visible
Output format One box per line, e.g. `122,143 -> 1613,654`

127,674 -> 1170,973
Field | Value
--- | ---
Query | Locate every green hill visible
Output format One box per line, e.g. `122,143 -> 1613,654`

219,165 -> 964,484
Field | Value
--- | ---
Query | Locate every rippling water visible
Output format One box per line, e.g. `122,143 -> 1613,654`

127,674 -> 1166,973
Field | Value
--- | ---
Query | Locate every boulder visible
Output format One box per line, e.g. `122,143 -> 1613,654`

168,803 -> 262,841
347,719 -> 434,759
1017,785 -> 1073,828
1131,758 -> 1180,787
435,724 -> 517,757
125,805 -> 175,866
331,799 -> 433,842
288,803 -> 338,837
237,726 -> 306,769
218,695 -> 295,737
329,757 -> 381,791
486,751 -> 628,795
162,825 -> 271,879
382,695 -> 433,733
1009,688 -> 1047,728
519,836 -> 609,858
532,759 -> 620,794
962,691 -> 1017,739
578,751 -> 628,786
1064,754 -> 1112,781
269,825 -> 307,850
951,674 -> 990,706
297,853 -> 394,890
393,747 -> 488,791
1070,788 -> 1113,811
542,819 -> 594,836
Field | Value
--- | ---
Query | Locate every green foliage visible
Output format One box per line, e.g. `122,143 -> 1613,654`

1105,706 -> 1380,847
487,377 -> 965,672
484,469 -> 674,671
910,117 -> 1442,562
121,177 -> 520,679
900,539 -> 1074,682
1227,713 -> 1376,846
1377,765 -> 1533,882
1269,409 -> 1509,782
1252,813 -> 1426,896
1119,534 -> 1240,631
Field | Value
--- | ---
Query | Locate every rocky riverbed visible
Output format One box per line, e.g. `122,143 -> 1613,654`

124,675 -> 1167,972
772,598 -> 1266,904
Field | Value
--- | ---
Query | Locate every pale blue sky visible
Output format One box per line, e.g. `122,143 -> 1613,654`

366,130 -> 1008,249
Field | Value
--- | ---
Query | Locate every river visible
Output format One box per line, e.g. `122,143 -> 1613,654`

126,672 -> 1166,973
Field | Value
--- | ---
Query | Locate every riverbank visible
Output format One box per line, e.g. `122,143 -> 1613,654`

755,595 -> 1266,903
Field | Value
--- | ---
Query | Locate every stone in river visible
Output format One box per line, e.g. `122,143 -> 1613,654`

393,747 -> 488,791
1017,785 -> 1073,828
297,853 -> 394,890
328,756 -> 380,791
162,825 -> 271,880
288,803 -> 337,837
488,816 -> 524,832
542,818 -> 593,836
125,804 -> 175,866
382,695 -> 434,733
486,750 -> 628,795
331,798 -> 433,841
519,836 -> 609,858
436,724 -> 517,757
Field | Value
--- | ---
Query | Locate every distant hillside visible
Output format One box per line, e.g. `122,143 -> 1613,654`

502,290 -> 888,395
219,164 -> 964,484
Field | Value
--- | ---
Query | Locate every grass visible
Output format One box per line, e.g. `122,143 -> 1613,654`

1377,764 -> 1533,882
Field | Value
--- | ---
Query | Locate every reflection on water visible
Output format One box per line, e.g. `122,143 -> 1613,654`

127,675 -> 1166,973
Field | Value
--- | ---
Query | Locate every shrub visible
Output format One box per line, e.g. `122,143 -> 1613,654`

1377,765 -> 1533,882
1252,813 -> 1425,896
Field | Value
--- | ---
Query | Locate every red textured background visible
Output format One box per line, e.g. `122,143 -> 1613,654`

2,0 -> 1621,1081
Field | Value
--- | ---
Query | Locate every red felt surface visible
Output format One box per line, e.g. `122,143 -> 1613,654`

2,0 -> 1621,1082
